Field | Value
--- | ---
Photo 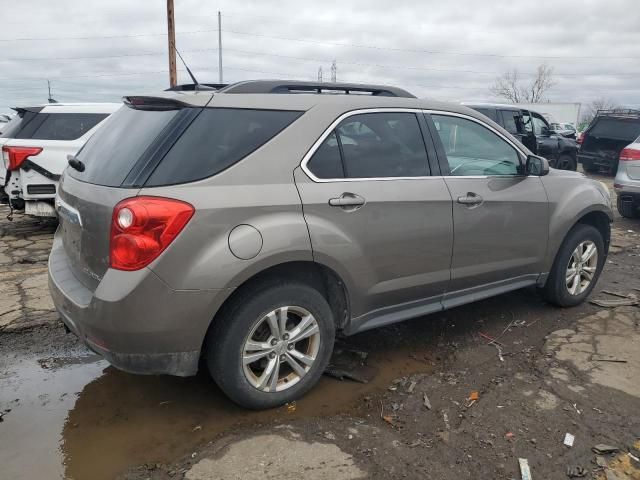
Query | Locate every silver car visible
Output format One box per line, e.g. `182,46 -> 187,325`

49,81 -> 612,409
614,135 -> 640,218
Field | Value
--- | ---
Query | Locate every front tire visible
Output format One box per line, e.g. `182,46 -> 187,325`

207,282 -> 335,409
542,224 -> 605,307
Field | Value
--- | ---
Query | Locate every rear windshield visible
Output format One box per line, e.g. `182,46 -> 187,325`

69,106 -> 181,186
0,111 -> 108,140
145,108 -> 302,186
589,118 -> 640,141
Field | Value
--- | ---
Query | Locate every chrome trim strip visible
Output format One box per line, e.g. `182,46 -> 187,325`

299,107 -> 528,183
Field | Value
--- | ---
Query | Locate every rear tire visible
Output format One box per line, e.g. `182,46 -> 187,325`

581,161 -> 599,174
617,195 -> 640,219
206,282 -> 335,410
542,224 -> 605,307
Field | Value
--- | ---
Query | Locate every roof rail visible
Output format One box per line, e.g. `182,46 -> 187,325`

596,108 -> 640,118
219,80 -> 416,98
164,83 -> 228,92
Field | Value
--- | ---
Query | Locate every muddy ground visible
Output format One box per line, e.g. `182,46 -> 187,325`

1,174 -> 639,480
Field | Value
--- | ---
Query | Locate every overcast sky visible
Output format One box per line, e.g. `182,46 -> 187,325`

1,0 -> 639,113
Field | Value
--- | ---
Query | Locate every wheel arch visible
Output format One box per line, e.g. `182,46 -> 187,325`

200,260 -> 351,358
544,206 -> 612,279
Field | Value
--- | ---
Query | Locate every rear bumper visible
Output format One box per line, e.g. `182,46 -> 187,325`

48,233 -> 231,376
578,151 -> 616,167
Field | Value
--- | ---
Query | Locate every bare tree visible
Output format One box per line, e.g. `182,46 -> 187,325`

577,98 -> 625,129
490,64 -> 556,103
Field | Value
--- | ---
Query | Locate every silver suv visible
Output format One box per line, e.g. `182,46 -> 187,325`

49,81 -> 612,409
614,135 -> 640,218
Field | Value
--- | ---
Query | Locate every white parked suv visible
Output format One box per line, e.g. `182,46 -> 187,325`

2,103 -> 120,217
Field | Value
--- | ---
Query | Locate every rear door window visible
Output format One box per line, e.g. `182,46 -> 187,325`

145,108 -> 302,186
306,131 -> 344,179
306,112 -> 430,179
69,106 -> 181,186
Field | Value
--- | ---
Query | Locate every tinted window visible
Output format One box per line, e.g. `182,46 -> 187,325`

0,110 -> 41,138
472,108 -> 498,122
431,114 -> 521,176
29,113 -> 108,140
70,106 -> 180,186
500,110 -> 521,135
590,118 -> 640,141
333,112 -> 429,178
146,108 -> 302,186
307,131 -> 344,179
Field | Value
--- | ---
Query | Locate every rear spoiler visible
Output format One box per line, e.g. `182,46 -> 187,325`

10,106 -> 44,114
122,96 -> 194,111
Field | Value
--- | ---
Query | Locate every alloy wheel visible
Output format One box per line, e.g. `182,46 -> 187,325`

565,240 -> 598,295
242,306 -> 321,392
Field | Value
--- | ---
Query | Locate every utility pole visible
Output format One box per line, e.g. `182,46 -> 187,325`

317,67 -> 323,82
218,11 -> 223,83
166,0 -> 177,87
331,60 -> 337,82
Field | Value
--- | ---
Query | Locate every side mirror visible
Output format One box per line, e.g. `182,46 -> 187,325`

540,126 -> 550,136
526,155 -> 550,176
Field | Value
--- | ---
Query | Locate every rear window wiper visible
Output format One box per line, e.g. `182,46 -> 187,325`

67,154 -> 85,172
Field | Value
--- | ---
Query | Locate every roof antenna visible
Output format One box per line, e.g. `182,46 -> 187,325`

47,79 -> 58,103
174,45 -> 212,91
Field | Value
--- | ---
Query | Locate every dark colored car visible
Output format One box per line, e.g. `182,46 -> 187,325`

578,110 -> 640,174
465,104 -> 578,170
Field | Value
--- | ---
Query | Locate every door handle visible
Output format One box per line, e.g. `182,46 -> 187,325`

329,193 -> 366,209
457,192 -> 483,206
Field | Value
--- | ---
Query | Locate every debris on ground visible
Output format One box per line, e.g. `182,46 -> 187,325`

593,444 -> 620,455
286,402 -> 296,413
407,380 -> 417,393
519,458 -> 533,480
423,393 -> 432,410
324,346 -> 374,383
591,356 -> 628,363
566,465 -> 586,477
590,297 -> 639,308
564,433 -> 576,447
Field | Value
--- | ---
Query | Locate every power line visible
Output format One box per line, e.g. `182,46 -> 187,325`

221,29 -> 640,60
5,44 -> 640,79
0,28 -> 218,42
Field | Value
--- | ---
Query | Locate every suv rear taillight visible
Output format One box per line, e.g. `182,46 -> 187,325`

576,132 -> 585,145
110,196 -> 194,271
620,147 -> 640,162
2,146 -> 43,170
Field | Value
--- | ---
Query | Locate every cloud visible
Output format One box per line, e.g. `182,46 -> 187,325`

0,0 -> 638,111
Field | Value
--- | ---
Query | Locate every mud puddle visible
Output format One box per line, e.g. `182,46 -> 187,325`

0,324 -> 439,480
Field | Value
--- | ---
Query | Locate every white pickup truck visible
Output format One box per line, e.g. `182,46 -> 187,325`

2,102 -> 120,217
